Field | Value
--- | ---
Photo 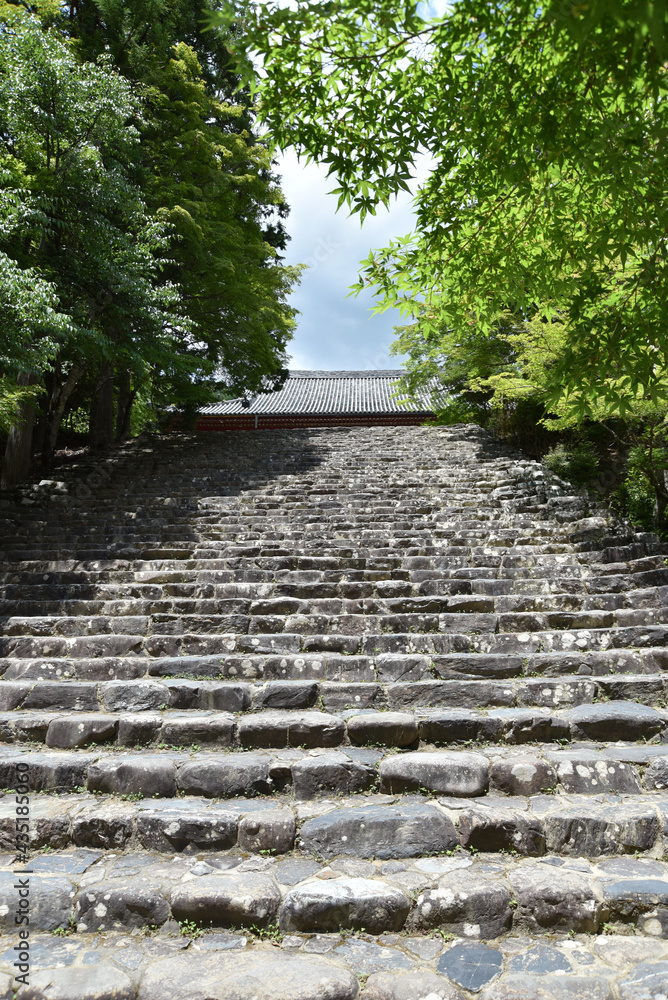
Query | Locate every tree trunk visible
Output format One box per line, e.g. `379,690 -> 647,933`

89,361 -> 114,449
1,372 -> 39,489
42,364 -> 84,468
32,385 -> 49,459
654,470 -> 668,528
115,371 -> 135,441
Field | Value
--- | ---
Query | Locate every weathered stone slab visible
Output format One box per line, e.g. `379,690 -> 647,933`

170,872 -> 280,928
71,802 -> 134,850
0,872 -> 72,931
490,757 -> 557,796
136,803 -> 238,852
457,804 -> 546,856
437,942 -> 503,992
543,751 -> 641,794
292,753 -> 376,799
139,950 -> 358,1000
87,756 -> 177,798
645,755 -> 668,790
564,701 -> 665,741
508,864 -> 602,932
488,709 -> 569,744
253,681 -> 319,710
617,962 -> 668,1000
21,964 -> 136,1000
238,806 -> 295,853
479,975 -> 614,1000
46,715 -> 118,748
159,713 -> 235,747
362,971 -> 463,1000
538,800 -> 659,855
299,804 -> 457,859
419,710 -> 504,744
176,755 -> 273,798
0,752 -> 92,792
238,711 -> 345,748
347,713 -> 418,747
379,751 -> 489,796
280,877 -> 410,933
75,883 -> 170,931
100,680 -> 166,712
506,944 -> 572,974
412,870 -> 512,938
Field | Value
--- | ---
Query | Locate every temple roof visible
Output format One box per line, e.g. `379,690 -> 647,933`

199,370 -> 434,416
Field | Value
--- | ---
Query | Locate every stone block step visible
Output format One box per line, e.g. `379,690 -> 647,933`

4,643 -> 668,685
4,423 -> 668,981
3,620 -> 668,661
0,673 -> 666,714
2,846 -> 668,947
0,615 -> 668,680
0,699 -> 664,749
0,928 -> 664,1000
1,788 -> 665,859
3,742 -> 668,799
3,602 -> 668,640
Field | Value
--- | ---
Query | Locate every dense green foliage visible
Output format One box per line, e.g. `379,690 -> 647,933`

212,0 -> 668,527
0,0 -> 299,477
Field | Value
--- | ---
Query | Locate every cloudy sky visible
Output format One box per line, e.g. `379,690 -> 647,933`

276,151 -> 420,373
260,0 -> 448,374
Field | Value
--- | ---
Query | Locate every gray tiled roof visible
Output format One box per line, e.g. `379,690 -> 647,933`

200,371 -> 435,416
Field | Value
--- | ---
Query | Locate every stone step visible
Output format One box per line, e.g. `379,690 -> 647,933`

1,787 -> 665,859
3,586 -> 668,626
3,619 -> 668,661
0,673 -> 666,714
4,643 -> 668,684
1,928 -> 665,1000
0,699 -> 664,749
3,423 -> 668,991
1,541 -> 659,568
3,586 -> 668,622
2,843 -> 668,946
3,742 -> 668,799
4,590 -> 668,621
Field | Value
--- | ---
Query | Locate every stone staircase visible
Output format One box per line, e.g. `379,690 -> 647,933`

0,424 -> 667,1000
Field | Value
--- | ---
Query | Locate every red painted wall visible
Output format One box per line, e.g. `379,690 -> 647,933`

186,413 -> 433,431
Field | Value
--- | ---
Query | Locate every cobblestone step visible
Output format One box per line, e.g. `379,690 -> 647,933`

3,643 -> 668,685
2,424 -> 668,997
1,788 -> 666,860
0,699 -> 665,749
0,673 -> 666,712
0,596 -> 668,628
1,844 -> 668,940
2,743 -> 668,798
1,928 -> 666,1000
3,621 -> 668,664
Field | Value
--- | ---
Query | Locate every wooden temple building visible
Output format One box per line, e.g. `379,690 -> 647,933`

194,370 -> 435,431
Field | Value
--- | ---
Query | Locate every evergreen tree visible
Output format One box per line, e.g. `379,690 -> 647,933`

0,0 -> 300,480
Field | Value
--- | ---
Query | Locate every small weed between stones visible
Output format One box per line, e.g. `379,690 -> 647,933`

431,929 -> 455,942
178,920 -> 202,939
52,917 -> 77,937
248,923 -> 283,943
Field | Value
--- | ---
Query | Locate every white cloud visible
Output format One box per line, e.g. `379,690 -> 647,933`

277,150 -> 430,372
263,1 -> 445,371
